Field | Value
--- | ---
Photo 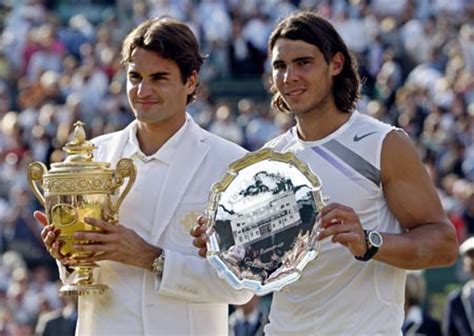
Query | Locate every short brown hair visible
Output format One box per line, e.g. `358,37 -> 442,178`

121,17 -> 205,104
268,11 -> 360,113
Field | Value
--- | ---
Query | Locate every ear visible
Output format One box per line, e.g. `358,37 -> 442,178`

330,52 -> 344,76
268,73 -> 275,88
185,70 -> 198,94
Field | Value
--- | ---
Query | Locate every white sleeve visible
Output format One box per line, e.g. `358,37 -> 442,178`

156,249 -> 253,305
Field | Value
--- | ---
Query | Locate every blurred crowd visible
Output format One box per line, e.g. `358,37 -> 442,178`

0,0 -> 473,335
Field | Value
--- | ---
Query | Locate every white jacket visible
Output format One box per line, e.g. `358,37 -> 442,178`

58,117 -> 253,335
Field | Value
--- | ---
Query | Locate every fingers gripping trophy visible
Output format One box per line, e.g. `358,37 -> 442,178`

27,121 -> 136,296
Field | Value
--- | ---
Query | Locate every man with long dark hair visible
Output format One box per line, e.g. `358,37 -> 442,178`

193,11 -> 458,334
265,11 -> 456,334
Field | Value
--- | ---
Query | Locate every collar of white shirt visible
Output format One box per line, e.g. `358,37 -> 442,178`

126,116 -> 189,164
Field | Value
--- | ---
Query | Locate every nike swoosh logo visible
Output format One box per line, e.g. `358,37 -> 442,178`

353,131 -> 377,142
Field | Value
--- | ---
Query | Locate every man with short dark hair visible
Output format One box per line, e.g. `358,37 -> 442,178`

36,17 -> 252,335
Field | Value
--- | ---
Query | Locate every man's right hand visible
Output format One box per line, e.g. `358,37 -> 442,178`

190,215 -> 208,258
34,211 -> 76,266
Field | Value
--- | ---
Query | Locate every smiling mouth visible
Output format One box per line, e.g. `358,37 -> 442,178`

285,89 -> 305,97
136,101 -> 159,106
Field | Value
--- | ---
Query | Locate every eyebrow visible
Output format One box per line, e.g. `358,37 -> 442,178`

272,56 -> 314,67
150,71 -> 170,79
272,59 -> 285,67
293,56 -> 314,63
128,70 -> 171,78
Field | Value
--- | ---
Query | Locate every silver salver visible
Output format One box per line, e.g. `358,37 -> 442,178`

205,148 -> 326,295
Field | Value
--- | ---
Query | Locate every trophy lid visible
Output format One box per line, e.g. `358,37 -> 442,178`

49,121 -> 111,173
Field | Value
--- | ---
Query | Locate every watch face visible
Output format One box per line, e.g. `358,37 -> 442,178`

368,231 -> 383,248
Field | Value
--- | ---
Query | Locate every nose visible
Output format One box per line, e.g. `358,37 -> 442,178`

283,66 -> 297,83
137,80 -> 152,97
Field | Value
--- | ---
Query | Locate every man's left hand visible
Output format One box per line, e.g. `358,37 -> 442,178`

73,217 -> 159,269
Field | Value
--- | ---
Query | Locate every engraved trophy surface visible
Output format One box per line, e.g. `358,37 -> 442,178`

206,148 -> 326,295
27,121 -> 136,296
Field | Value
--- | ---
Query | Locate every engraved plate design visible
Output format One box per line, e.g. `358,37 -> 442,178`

206,148 -> 326,295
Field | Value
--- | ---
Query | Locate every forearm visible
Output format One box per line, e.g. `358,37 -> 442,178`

374,222 -> 458,269
132,243 -> 162,270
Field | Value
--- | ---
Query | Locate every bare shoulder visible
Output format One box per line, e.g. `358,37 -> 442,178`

380,129 -> 422,182
380,130 -> 449,230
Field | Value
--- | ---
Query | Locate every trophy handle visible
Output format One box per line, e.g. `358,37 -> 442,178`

311,187 -> 327,211
27,162 -> 48,207
110,158 -> 136,221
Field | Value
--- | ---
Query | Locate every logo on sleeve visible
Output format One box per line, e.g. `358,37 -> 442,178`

353,131 -> 377,142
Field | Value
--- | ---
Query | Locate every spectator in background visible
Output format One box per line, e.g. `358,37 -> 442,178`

209,102 -> 244,145
68,61 -> 109,124
25,24 -> 65,81
1,0 -> 47,71
244,105 -> 279,151
462,192 -> 474,236
240,5 -> 272,75
402,271 -> 442,336
228,19 -> 264,78
443,237 -> 474,336
57,14 -> 94,60
229,295 -> 269,336
35,295 -> 77,336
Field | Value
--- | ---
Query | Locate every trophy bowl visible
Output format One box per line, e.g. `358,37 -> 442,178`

27,121 -> 136,296
205,148 -> 326,296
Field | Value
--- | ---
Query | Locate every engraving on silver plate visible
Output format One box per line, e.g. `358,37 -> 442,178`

206,149 -> 326,295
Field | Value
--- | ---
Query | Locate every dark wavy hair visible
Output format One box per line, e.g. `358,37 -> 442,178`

268,11 -> 360,113
121,17 -> 205,104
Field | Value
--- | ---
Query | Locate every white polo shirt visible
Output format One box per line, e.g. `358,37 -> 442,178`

96,118 -> 189,334
119,119 -> 188,238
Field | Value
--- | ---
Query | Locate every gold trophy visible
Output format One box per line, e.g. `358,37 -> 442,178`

27,121 -> 136,296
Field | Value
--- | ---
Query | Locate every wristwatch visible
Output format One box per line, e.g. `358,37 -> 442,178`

151,250 -> 165,277
355,230 -> 383,261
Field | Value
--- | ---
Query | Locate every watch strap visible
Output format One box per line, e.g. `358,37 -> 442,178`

355,230 -> 379,261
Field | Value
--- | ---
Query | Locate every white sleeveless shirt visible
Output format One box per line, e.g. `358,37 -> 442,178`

264,111 -> 406,335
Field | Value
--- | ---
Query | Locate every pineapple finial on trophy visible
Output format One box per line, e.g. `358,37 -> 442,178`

63,121 -> 96,162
